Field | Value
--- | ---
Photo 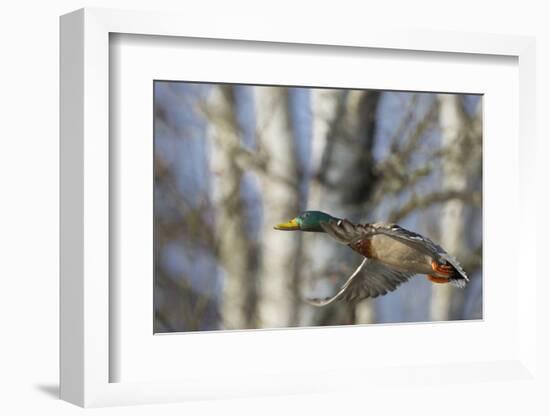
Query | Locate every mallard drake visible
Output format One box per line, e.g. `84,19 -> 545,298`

274,210 -> 468,306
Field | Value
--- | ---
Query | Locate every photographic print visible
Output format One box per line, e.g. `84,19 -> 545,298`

154,81 -> 482,333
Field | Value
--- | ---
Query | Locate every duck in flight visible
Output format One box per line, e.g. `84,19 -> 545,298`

274,210 -> 468,306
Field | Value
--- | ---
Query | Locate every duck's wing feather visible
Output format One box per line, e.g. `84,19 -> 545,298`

305,258 -> 415,306
320,220 -> 469,287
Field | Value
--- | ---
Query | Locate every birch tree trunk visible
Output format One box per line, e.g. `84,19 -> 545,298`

255,87 -> 300,328
302,89 -> 380,326
298,88 -> 339,326
208,85 -> 258,329
456,98 -> 483,319
431,94 -> 469,321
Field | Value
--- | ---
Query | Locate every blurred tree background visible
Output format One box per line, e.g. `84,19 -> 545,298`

153,81 -> 482,333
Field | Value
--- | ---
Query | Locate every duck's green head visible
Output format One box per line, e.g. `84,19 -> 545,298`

274,211 -> 340,232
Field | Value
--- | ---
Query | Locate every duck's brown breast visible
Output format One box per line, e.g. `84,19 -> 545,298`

349,238 -> 374,258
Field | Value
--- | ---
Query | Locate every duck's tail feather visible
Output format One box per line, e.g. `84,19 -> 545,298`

441,254 -> 469,288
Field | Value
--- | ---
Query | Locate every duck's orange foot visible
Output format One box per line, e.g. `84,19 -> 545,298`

427,275 -> 449,284
431,260 -> 453,277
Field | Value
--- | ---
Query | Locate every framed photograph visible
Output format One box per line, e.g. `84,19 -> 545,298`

60,8 -> 537,408
152,80 -> 481,334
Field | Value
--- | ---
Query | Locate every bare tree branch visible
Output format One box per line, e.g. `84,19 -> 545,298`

389,189 -> 481,223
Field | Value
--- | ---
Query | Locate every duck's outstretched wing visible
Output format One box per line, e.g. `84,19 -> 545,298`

320,219 -> 468,288
305,258 -> 415,307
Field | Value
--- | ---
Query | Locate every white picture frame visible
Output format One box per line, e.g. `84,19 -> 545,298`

60,8 -> 537,408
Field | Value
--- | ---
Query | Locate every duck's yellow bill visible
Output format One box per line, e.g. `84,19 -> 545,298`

274,218 -> 300,231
